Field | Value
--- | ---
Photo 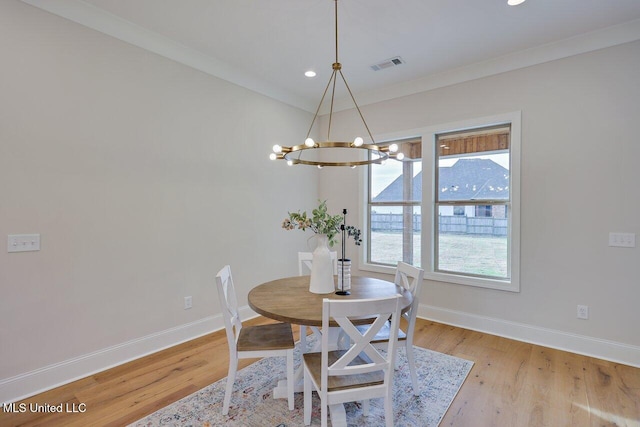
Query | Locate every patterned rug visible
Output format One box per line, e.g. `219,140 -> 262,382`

130,343 -> 473,427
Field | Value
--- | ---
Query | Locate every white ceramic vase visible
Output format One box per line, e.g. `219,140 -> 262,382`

309,234 -> 335,294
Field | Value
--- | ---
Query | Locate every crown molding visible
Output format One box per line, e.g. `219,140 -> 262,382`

19,0 -> 315,112
19,1 -> 640,114
332,18 -> 640,112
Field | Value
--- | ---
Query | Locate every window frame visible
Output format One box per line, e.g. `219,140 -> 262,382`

360,111 -> 521,292
366,139 -> 422,268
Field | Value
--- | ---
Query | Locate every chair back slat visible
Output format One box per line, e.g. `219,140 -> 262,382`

394,262 -> 425,322
321,296 -> 401,384
215,265 -> 243,353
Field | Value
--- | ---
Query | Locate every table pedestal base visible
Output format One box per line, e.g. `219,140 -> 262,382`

272,381 -> 346,427
272,328 -> 349,425
273,379 -> 297,397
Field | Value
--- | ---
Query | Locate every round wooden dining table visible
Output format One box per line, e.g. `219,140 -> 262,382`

248,275 -> 413,327
248,275 -> 411,426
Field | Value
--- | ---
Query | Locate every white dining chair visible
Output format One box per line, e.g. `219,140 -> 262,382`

215,265 -> 295,415
356,261 -> 425,395
297,251 -> 338,276
303,295 -> 402,427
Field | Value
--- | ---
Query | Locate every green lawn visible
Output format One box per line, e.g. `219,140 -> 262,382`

370,232 -> 507,278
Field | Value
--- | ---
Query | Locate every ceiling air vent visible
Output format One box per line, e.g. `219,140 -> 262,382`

370,56 -> 405,71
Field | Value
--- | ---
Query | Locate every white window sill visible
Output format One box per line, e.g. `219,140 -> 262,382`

424,271 -> 519,292
360,262 -> 519,292
359,262 -> 397,277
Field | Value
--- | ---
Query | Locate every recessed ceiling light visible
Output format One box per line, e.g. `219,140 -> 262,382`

507,0 -> 526,5
304,70 -> 317,78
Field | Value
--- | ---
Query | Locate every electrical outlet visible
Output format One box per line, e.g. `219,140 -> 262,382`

577,305 -> 589,320
184,296 -> 192,310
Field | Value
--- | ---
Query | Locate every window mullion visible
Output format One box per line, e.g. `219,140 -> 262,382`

402,161 -> 414,264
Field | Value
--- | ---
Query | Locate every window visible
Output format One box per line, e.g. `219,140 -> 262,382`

362,112 -> 520,291
368,138 -> 422,267
435,125 -> 511,280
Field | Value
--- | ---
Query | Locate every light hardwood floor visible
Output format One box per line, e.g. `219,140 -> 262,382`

2,318 -> 639,426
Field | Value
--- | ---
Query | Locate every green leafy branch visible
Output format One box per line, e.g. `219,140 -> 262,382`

282,200 -> 362,247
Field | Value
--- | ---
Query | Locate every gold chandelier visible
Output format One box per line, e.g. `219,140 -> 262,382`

269,0 -> 404,167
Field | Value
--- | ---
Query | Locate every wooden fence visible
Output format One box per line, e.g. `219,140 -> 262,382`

371,213 -> 507,236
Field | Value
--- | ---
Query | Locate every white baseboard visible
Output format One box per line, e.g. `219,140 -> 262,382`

4,304 -> 638,404
0,305 -> 253,404
418,304 -> 640,368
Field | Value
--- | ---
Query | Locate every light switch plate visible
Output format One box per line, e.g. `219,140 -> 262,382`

7,234 -> 41,252
608,232 -> 636,248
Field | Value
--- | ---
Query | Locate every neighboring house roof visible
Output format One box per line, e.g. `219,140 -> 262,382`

372,158 -> 509,202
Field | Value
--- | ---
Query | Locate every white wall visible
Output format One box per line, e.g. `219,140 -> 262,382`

320,41 -> 640,365
0,0 -> 318,401
2,0 -> 638,404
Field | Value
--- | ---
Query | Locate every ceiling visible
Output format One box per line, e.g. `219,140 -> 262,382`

21,0 -> 640,113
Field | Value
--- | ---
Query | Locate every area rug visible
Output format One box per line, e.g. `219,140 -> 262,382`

130,344 -> 473,427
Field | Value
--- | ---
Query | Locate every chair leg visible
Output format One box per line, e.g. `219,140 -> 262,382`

222,357 -> 237,415
303,368 -> 312,425
362,399 -> 370,416
406,343 -> 420,395
321,397 -> 328,427
287,350 -> 294,410
300,325 -> 307,353
384,393 -> 394,427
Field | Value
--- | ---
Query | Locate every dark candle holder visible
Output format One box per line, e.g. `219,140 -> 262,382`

336,208 -> 351,295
